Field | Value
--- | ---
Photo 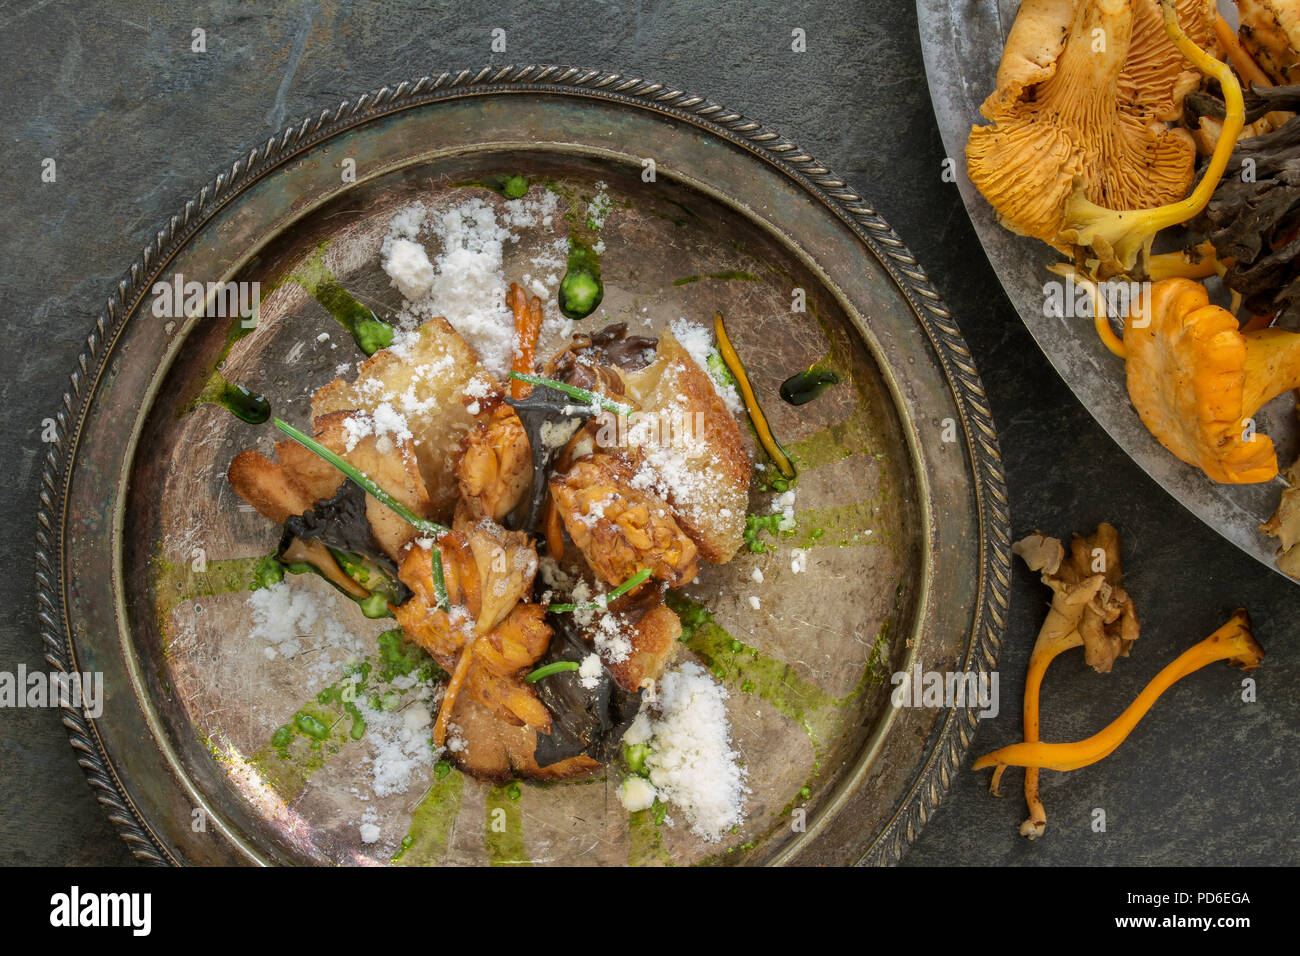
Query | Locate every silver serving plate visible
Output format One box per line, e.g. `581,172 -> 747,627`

38,66 -> 1009,865
917,0 -> 1296,580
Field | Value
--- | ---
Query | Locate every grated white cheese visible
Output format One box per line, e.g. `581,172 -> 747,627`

670,318 -> 744,415
382,238 -> 437,302
631,661 -> 748,841
586,183 -> 612,230
578,653 -> 603,690
247,581 -> 364,680
771,488 -> 797,532
617,775 -> 659,813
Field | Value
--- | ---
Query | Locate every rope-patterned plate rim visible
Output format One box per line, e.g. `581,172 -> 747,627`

35,65 -> 1011,867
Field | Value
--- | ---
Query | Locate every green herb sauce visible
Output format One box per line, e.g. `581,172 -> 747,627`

779,365 -> 841,405
558,237 -> 603,319
667,592 -> 872,748
627,805 -> 672,867
285,246 -> 394,355
457,173 -> 531,199
193,371 -> 271,424
392,768 -> 465,865
485,783 -> 532,866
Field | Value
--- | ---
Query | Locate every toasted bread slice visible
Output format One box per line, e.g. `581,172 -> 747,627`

618,328 -> 750,563
311,317 -> 486,518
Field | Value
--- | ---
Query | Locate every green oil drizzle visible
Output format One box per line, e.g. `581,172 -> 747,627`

780,365 -> 841,405
791,501 -> 880,548
787,416 -> 873,472
458,173 -> 531,199
667,593 -> 870,748
627,805 -> 672,867
153,554 -> 264,639
241,637 -> 441,800
559,236 -> 603,319
182,314 -> 269,423
194,371 -> 271,423
392,768 -> 465,865
671,270 -> 760,286
485,783 -> 532,866
285,245 -> 394,355
743,513 -> 793,554
249,685 -> 358,801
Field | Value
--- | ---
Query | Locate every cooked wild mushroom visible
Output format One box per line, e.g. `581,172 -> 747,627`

456,403 -> 533,524
549,451 -> 701,589
966,0 -> 1216,265
1123,277 -> 1300,483
457,512 -> 539,633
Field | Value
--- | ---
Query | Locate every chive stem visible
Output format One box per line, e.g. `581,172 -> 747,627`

524,661 -> 582,683
272,417 -> 450,609
547,568 -> 652,613
508,372 -> 632,416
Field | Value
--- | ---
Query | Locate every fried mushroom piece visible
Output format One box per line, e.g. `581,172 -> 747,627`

549,451 -> 700,589
312,316 -> 486,518
393,539 -> 551,743
598,590 -> 683,694
617,328 -> 750,563
455,508 -> 539,634
447,694 -> 599,782
456,404 -> 532,523
461,604 -> 553,731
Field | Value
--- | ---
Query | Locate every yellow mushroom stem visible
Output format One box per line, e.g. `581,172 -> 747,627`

1212,13 -> 1272,88
994,610 -> 1086,836
1146,241 -> 1226,281
1045,264 -> 1131,359
713,310 -> 796,479
1242,328 -> 1300,415
1059,0 -> 1244,276
1084,275 -> 1128,359
974,610 -> 1263,774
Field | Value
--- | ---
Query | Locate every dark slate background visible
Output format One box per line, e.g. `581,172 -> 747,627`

1,0 -> 1295,866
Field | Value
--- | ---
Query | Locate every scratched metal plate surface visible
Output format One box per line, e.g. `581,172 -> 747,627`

916,0 -> 1297,581
50,73 -> 1007,866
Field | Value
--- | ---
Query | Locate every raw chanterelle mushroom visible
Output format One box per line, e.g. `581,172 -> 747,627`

1123,277 -> 1300,483
999,524 -> 1139,838
1262,449 -> 1300,576
1237,0 -> 1300,84
967,0 -> 1216,254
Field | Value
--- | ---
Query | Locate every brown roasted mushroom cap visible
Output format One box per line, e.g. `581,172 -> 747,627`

1237,0 -> 1300,84
1123,278 -> 1300,483
966,0 -> 1216,247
